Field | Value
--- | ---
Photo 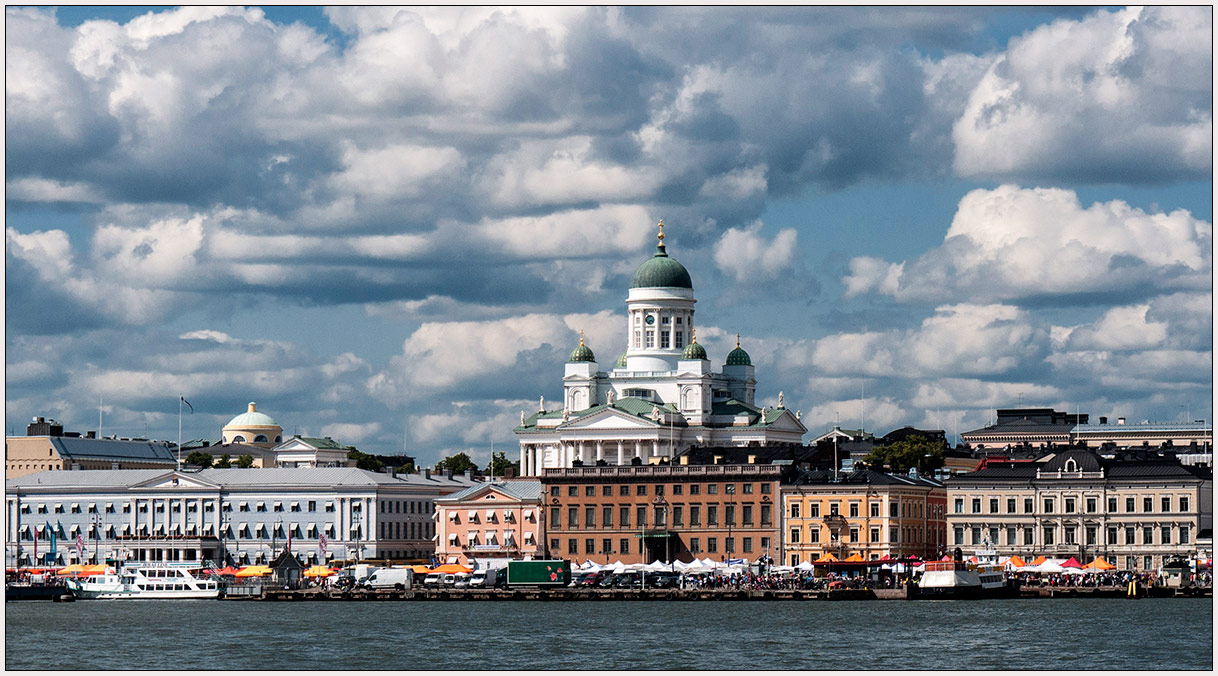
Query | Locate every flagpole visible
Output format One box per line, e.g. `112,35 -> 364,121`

177,394 -> 183,471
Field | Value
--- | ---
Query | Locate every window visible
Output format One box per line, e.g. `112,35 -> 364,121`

724,505 -> 735,526
585,486 -> 595,497
585,539 -> 595,554
620,485 -> 629,496
707,505 -> 719,526
603,507 -> 613,527
675,331 -> 683,348
870,527 -> 880,542
636,506 -> 646,527
725,537 -> 735,553
1023,528 -> 1033,546
689,505 -> 700,526
660,332 -> 670,349
1085,497 -> 1096,513
1143,497 -> 1153,513
550,507 -> 560,528
549,486 -> 559,496
971,527 -> 981,544
620,539 -> 630,555
1006,498 -> 1016,514
568,486 -> 577,497
1107,497 -> 1117,512
763,504 -> 775,526
1006,527 -> 1016,546
567,507 -> 578,528
849,503 -> 860,518
808,528 -> 819,543
988,498 -> 998,514
1085,526 -> 1096,546
619,506 -> 631,527
689,538 -> 699,553
870,503 -> 881,518
761,537 -> 770,551
1125,497 -> 1135,512
1142,527 -> 1153,545
849,528 -> 859,543
809,503 -> 820,518
602,485 -> 612,496
791,503 -> 801,518
742,505 -> 753,525
1161,496 -> 1171,512
1064,526 -> 1076,545
654,506 -> 667,527
743,537 -> 753,553
637,485 -> 647,496
1181,496 -> 1190,512
672,506 -> 683,527
761,483 -> 771,494
790,527 -> 802,544
1023,498 -> 1033,513
1107,527 -> 1117,545
645,330 -> 654,348
955,528 -> 964,545
1144,555 -> 1153,571
830,503 -> 840,517
1043,526 -> 1055,545
971,498 -> 981,513
568,539 -> 578,555
690,485 -> 700,495
1064,498 -> 1075,513
1160,527 -> 1171,544
742,484 -> 753,494
1125,528 -> 1135,545
707,538 -> 717,553
585,507 -> 595,528
672,485 -> 683,495
1043,498 -> 1054,513
707,485 -> 718,495
308,500 -> 316,512
953,499 -> 963,514
1180,525 -> 1190,544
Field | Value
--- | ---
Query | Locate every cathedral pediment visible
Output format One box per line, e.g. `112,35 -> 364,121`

132,472 -> 220,489
558,406 -> 660,431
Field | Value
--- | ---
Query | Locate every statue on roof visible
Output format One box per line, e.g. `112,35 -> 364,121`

539,395 -> 545,413
606,389 -> 615,404
779,391 -> 784,408
520,411 -> 526,425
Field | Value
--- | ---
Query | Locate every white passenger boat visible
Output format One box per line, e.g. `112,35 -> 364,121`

64,562 -> 223,599
917,545 -> 1020,599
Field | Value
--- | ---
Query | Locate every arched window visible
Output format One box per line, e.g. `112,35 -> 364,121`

254,435 -> 268,443
275,435 -> 282,443
232,435 -> 246,443
1064,459 -> 1077,472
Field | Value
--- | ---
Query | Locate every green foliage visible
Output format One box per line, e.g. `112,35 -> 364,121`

234,454 -> 255,469
862,435 -> 945,475
347,449 -> 383,472
396,462 -> 415,474
184,451 -> 213,468
485,451 -> 518,476
214,454 -> 232,468
436,452 -> 477,473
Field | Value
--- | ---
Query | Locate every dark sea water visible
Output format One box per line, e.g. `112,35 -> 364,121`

5,598 -> 1213,670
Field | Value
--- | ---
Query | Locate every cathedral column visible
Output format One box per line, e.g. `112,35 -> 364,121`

617,441 -> 624,465
596,441 -> 604,463
520,445 -> 528,476
652,441 -> 659,459
635,442 -> 644,461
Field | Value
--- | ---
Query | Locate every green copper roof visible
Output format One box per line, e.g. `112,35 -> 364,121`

726,346 -> 751,366
568,343 -> 596,363
682,340 -> 708,360
630,244 -> 693,289
615,351 -> 628,368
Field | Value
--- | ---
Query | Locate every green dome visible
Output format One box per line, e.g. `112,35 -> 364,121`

568,333 -> 596,363
224,402 -> 279,428
682,340 -> 707,360
726,335 -> 751,366
615,351 -> 628,368
630,244 -> 693,289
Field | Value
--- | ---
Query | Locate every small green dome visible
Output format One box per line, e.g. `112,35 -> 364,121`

224,402 -> 279,428
682,340 -> 707,360
726,335 -> 751,366
568,332 -> 596,363
615,351 -> 628,368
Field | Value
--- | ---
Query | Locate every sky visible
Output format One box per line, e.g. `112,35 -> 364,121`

5,6 -> 1213,468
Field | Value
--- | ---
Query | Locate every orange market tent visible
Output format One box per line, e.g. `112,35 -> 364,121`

60,564 -> 86,575
1005,555 -> 1027,568
410,565 -> 432,575
1029,556 -> 1048,566
235,565 -> 273,578
814,553 -> 839,563
216,566 -> 241,576
77,564 -> 109,577
431,564 -> 472,574
1084,557 -> 1117,570
303,565 -> 337,578
842,553 -> 866,562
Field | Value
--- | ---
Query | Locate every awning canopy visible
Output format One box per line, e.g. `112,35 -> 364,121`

1084,556 -> 1117,570
467,510 -> 477,519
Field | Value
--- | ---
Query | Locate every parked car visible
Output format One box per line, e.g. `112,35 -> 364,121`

442,573 -> 458,587
577,571 -> 607,587
612,571 -> 642,588
645,571 -> 679,589
422,573 -> 443,588
453,573 -> 471,588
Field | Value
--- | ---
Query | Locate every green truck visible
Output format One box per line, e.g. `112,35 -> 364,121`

506,560 -> 570,587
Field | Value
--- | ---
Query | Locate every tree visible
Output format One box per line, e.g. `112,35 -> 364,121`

436,452 -> 477,474
347,449 -> 383,472
862,435 -> 945,475
183,451 -> 213,468
214,454 -> 232,468
234,454 -> 255,468
485,451 -> 518,477
396,462 -> 415,474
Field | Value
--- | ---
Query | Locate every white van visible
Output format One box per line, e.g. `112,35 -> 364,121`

363,568 -> 413,590
423,573 -> 443,588
469,569 -> 499,588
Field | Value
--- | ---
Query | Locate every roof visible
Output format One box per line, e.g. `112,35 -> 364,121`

785,467 -> 944,488
49,437 -> 177,464
224,402 -> 279,429
945,451 -> 1206,484
437,479 -> 543,503
6,467 -> 478,491
630,243 -> 693,289
1074,422 -> 1213,433
514,397 -> 673,431
290,437 -> 356,451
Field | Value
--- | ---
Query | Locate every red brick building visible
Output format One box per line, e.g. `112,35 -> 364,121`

539,464 -> 782,565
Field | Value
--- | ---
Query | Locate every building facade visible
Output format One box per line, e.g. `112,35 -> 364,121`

514,223 -> 806,475
7,419 -> 178,480
961,408 -> 1088,448
944,448 -> 1207,571
271,436 -> 355,468
780,469 -> 947,566
4,467 -> 476,568
539,464 -> 782,565
433,480 -> 545,567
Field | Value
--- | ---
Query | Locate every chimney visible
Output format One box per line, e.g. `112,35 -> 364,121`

465,469 -> 474,480
504,467 -> 517,479
445,468 -> 453,479
1118,417 -> 1126,425
424,468 -> 431,480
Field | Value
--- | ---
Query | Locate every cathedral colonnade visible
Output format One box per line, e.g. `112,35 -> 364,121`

519,440 -> 665,476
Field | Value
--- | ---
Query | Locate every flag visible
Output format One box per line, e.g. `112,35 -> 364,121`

318,533 -> 327,560
180,396 -> 193,413
75,533 -> 85,562
286,529 -> 292,554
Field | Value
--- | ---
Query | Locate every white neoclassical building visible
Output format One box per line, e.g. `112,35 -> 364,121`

514,222 -> 807,475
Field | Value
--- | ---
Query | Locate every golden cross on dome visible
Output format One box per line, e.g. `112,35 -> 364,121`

579,329 -> 585,346
736,333 -> 741,348
657,219 -> 665,244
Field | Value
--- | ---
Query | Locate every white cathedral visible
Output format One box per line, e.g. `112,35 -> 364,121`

514,222 -> 807,475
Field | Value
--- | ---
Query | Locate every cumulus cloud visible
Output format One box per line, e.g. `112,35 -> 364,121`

843,185 -> 1212,303
713,222 -> 799,282
952,6 -> 1211,182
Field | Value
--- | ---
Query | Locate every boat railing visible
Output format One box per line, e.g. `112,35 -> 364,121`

924,561 -> 966,572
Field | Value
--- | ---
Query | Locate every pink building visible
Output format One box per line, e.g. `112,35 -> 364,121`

433,480 -> 544,567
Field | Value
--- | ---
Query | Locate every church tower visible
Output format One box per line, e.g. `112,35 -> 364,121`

624,220 -> 696,372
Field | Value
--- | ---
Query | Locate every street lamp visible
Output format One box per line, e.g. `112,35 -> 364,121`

272,518 -> 282,559
652,495 -> 670,572
90,513 -> 104,563
352,513 -> 362,564
725,484 -> 736,564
